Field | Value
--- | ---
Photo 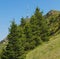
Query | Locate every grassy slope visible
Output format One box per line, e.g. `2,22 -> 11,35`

0,43 -> 5,58
0,42 -> 7,59
26,34 -> 60,59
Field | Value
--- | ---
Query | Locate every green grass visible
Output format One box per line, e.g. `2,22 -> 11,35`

0,42 -> 7,59
26,34 -> 60,59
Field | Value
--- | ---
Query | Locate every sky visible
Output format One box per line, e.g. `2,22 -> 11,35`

0,0 -> 60,41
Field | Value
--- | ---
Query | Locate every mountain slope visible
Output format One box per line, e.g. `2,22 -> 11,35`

45,10 -> 60,17
0,10 -> 60,59
26,34 -> 60,59
45,10 -> 60,35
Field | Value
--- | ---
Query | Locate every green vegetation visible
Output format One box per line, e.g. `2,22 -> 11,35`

0,38 -> 8,59
46,10 -> 60,35
26,34 -> 60,59
0,8 -> 60,59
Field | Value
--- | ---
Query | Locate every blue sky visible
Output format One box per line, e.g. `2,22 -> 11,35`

0,0 -> 60,41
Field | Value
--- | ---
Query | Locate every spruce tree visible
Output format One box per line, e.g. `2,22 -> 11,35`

30,8 -> 42,46
1,20 -> 23,59
30,7 -> 49,42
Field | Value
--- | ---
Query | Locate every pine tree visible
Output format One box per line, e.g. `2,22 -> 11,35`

1,20 -> 24,59
30,7 -> 49,42
23,23 -> 35,50
30,8 -> 42,46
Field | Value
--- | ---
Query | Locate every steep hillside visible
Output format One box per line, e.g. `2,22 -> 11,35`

45,10 -> 60,35
45,10 -> 60,18
0,10 -> 60,59
26,34 -> 60,59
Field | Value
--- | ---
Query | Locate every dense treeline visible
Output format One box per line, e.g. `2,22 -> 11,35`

1,8 -> 49,59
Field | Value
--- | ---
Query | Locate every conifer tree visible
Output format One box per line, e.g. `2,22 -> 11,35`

30,7 -> 49,42
1,20 -> 23,59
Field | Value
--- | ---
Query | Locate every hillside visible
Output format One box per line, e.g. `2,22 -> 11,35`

0,9 -> 60,59
26,34 -> 60,59
45,10 -> 60,35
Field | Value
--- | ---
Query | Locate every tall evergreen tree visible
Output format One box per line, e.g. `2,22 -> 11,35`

30,7 -> 49,42
1,20 -> 23,59
30,8 -> 42,46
